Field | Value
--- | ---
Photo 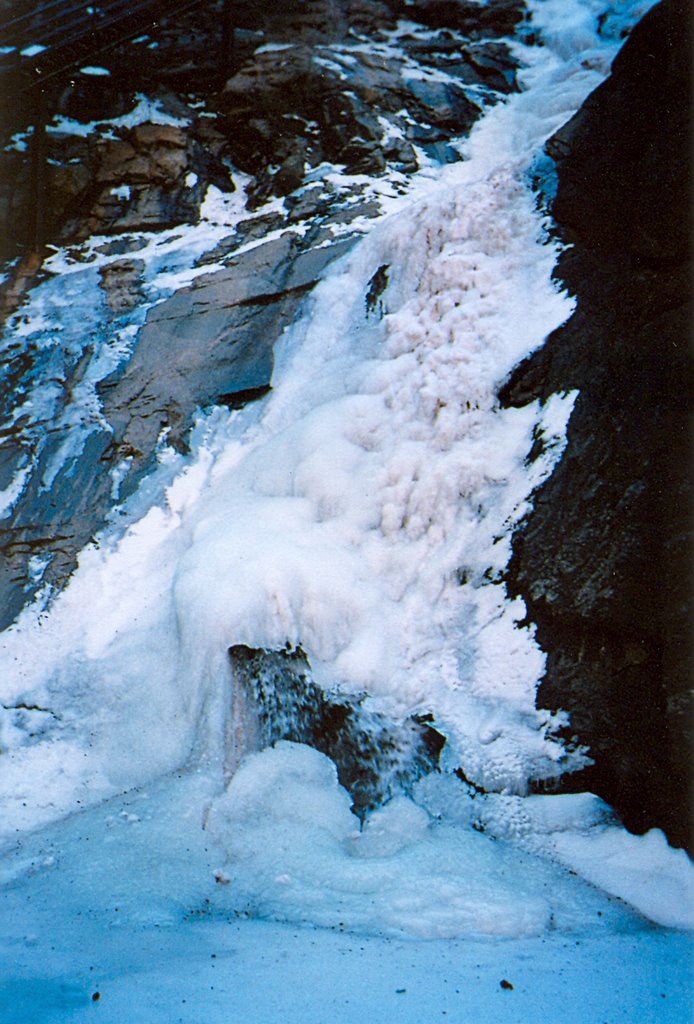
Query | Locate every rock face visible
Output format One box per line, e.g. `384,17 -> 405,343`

0,0 -> 522,628
502,0 -> 692,850
0,97 -> 231,257
99,230 -> 357,492
0,0 -> 521,255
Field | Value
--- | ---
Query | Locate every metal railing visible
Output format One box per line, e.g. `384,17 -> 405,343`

0,0 -> 222,89
0,0 -> 234,250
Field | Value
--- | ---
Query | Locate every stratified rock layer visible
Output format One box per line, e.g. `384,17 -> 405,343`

502,0 -> 692,850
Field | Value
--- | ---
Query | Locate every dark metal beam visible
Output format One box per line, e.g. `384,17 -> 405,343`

0,0 -> 235,257
0,0 -> 218,90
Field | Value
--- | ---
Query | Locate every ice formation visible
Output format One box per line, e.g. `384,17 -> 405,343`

0,0 -> 690,951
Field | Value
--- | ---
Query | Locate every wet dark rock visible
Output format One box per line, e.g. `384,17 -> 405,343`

54,75 -> 137,126
402,0 -> 525,38
545,0 -> 689,263
0,109 -> 233,255
0,251 -> 46,322
228,644 -> 445,815
98,258 -> 146,315
0,428 -> 116,629
214,22 -> 515,207
463,41 -> 519,91
502,0 -> 692,850
60,121 -> 232,240
195,212 -> 285,266
0,0 -> 519,260
93,236 -> 150,258
365,264 -> 390,316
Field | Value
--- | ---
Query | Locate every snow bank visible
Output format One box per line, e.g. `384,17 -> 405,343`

552,827 -> 694,932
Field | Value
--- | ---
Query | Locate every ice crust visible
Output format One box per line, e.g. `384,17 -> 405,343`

205,742 -> 638,939
1,765 -> 691,1024
0,0 -> 690,950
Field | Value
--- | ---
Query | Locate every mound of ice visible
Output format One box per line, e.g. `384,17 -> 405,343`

552,827 -> 694,932
206,742 -> 636,939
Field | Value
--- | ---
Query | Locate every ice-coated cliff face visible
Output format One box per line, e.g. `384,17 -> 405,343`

0,0 -> 526,629
0,1 -> 691,979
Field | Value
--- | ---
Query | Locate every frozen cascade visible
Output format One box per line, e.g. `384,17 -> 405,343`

227,644 -> 446,815
0,0 -> 692,951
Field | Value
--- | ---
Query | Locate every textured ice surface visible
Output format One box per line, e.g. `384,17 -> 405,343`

1,766 -> 690,1024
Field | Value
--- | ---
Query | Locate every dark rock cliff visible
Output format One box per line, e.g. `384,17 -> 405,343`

502,0 -> 692,850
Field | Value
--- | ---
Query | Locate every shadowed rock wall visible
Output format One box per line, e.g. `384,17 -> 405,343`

502,0 -> 692,850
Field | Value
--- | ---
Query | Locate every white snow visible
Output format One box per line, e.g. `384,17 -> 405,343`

48,93 -> 190,139
0,2 -> 690,1020
0,461 -> 33,518
255,42 -> 294,54
552,826 -> 694,932
205,742 -> 634,938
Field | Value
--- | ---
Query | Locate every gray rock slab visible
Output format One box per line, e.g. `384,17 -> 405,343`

101,233 -> 356,466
